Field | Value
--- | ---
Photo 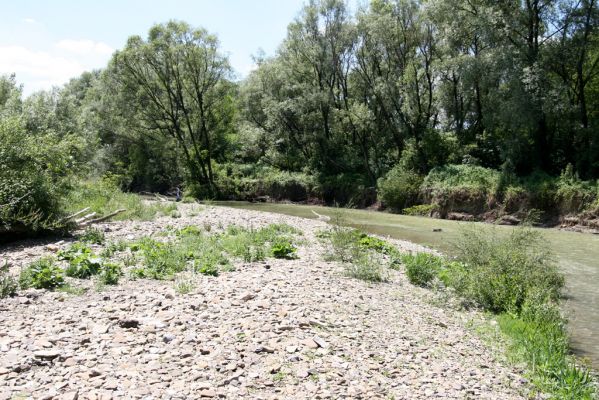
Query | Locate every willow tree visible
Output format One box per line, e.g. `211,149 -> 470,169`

111,21 -> 233,194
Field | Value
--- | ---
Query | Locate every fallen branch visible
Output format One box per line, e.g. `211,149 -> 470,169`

75,212 -> 97,224
63,207 -> 90,221
80,209 -> 126,226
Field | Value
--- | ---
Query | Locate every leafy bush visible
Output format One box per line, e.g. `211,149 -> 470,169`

402,253 -> 443,287
130,238 -> 186,280
19,257 -> 65,289
65,253 -> 103,279
402,204 -> 437,216
344,252 -> 388,282
99,262 -> 122,285
80,227 -> 105,244
378,166 -> 423,211
0,261 -> 17,298
0,117 -> 83,240
452,226 -> 564,314
270,239 -> 298,259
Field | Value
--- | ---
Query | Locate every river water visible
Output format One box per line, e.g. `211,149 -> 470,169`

216,201 -> 599,368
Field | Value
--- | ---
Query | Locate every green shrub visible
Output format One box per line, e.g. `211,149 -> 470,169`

99,262 -> 122,285
0,261 -> 17,298
130,238 -> 186,280
65,254 -> 103,279
402,253 -> 443,287
402,204 -> 436,216
378,166 -> 423,211
0,117 -> 82,240
453,226 -> 564,314
344,252 -> 388,282
270,239 -> 298,259
80,227 -> 105,244
19,257 -> 65,289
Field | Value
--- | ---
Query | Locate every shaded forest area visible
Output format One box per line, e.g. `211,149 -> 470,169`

1,0 -> 599,239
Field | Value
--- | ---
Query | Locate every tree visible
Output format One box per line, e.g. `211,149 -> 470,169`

111,20 -> 233,195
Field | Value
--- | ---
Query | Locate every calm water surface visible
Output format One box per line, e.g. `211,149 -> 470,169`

216,201 -> 599,368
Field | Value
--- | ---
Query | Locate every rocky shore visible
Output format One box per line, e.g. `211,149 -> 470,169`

0,204 -> 530,399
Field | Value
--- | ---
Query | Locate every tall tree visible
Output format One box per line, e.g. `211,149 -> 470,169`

111,21 -> 233,194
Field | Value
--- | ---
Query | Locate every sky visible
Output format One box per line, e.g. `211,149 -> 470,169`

0,0 -> 315,96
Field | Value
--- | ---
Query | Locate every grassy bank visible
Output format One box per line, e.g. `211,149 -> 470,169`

401,226 -> 597,399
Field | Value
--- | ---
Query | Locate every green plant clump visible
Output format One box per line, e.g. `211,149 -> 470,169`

270,239 -> 298,259
401,226 -> 595,398
80,227 -> 106,244
19,257 -> 65,290
99,262 -> 122,285
0,261 -> 18,298
402,253 -> 443,287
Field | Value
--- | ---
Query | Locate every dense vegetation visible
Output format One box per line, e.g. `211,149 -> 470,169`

401,226 -> 595,399
1,0 -> 599,237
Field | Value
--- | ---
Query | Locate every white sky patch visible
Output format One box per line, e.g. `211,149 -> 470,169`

22,18 -> 36,24
0,45 -> 86,93
55,39 -> 114,56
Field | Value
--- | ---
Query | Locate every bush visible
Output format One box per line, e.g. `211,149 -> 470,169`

0,261 -> 17,298
402,253 -> 443,287
344,252 -> 388,282
80,227 -> 105,244
65,253 -> 103,279
0,117 -> 83,240
19,258 -> 65,289
270,239 -> 298,259
99,262 -> 122,285
453,226 -> 564,314
402,204 -> 436,216
378,166 -> 423,211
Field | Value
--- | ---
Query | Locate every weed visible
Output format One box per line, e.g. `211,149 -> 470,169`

99,262 -> 122,285
0,261 -> 17,298
270,239 -> 297,259
174,276 -> 196,294
80,227 -> 105,244
57,284 -> 87,296
402,253 -> 443,287
19,257 -> 65,289
344,252 -> 388,282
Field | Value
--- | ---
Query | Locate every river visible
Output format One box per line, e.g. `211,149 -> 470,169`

216,201 -> 599,368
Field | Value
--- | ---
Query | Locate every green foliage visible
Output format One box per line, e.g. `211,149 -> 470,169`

401,225 -> 596,397
99,262 -> 122,285
80,227 -> 105,244
0,117 -> 83,239
402,253 -> 444,287
323,219 -> 396,282
130,238 -> 186,280
0,261 -> 17,298
423,165 -> 501,197
65,180 -> 175,222
270,239 -> 297,259
65,252 -> 103,279
19,257 -> 65,290
498,314 -> 595,399
59,242 -> 107,280
378,166 -> 423,211
452,227 -> 564,314
344,252 -> 388,283
402,204 -> 436,216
